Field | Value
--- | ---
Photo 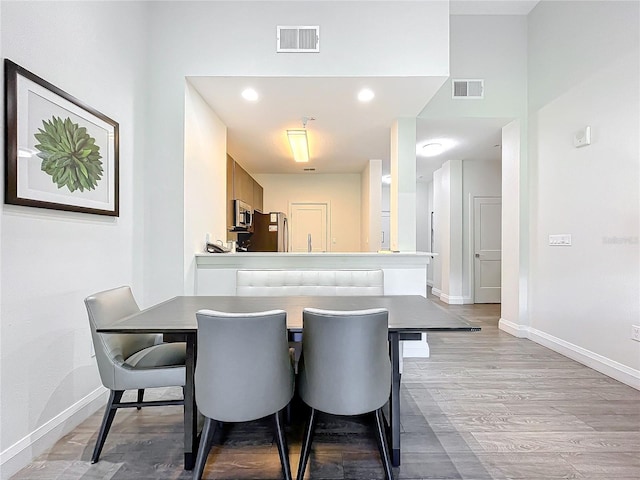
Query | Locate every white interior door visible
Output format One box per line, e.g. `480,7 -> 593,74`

473,197 -> 502,303
290,203 -> 328,252
381,211 -> 390,250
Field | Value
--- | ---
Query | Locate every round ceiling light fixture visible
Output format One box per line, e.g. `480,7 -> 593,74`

357,88 -> 375,102
241,88 -> 259,101
416,138 -> 457,157
421,142 -> 444,157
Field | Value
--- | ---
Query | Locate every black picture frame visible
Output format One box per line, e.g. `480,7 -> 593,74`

4,59 -> 119,216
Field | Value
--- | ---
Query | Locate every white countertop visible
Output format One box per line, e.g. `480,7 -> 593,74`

195,251 -> 436,268
196,251 -> 435,257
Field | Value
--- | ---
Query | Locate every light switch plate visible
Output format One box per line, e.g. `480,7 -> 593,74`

574,126 -> 591,148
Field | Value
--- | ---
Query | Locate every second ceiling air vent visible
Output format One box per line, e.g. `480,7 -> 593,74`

277,26 -> 320,52
452,79 -> 484,99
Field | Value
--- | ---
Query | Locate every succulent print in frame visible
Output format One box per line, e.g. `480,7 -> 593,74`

4,60 -> 119,216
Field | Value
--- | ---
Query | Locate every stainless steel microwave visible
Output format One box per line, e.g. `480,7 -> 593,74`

234,199 -> 252,229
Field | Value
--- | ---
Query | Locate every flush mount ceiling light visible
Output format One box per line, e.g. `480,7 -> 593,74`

417,138 -> 457,157
358,88 -> 375,102
241,88 -> 259,101
286,130 -> 309,163
421,142 -> 444,157
286,117 -> 313,163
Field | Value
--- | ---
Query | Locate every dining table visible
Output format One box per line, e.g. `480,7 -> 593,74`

98,295 -> 480,470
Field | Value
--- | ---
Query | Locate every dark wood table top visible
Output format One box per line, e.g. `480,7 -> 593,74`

98,295 -> 480,334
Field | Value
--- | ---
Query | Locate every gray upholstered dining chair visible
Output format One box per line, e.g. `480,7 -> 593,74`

296,307 -> 393,480
193,309 -> 295,480
84,286 -> 186,463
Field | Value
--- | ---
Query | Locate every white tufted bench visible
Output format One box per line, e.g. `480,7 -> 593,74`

236,269 -> 384,297
236,269 -> 408,373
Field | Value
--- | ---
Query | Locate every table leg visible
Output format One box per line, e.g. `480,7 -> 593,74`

389,331 -> 401,466
184,332 -> 198,470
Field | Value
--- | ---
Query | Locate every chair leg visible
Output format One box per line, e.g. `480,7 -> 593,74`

296,407 -> 317,480
137,389 -> 144,410
192,416 -> 217,480
91,390 -> 124,463
285,402 -> 291,425
374,408 -> 394,480
274,409 -> 292,480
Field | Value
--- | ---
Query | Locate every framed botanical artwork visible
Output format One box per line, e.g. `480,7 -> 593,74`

4,59 -> 119,216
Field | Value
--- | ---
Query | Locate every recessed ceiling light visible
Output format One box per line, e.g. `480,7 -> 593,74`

421,143 -> 444,157
241,88 -> 259,101
357,88 -> 375,102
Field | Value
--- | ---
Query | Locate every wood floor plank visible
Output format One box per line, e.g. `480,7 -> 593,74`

471,431 -> 640,453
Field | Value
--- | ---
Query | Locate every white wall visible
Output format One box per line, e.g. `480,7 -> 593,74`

143,0 -> 450,305
253,174 -> 361,252
462,159 -> 501,301
500,120 -> 523,327
525,0 -> 640,384
420,14 -> 528,120
360,160 -> 382,252
435,160 -> 464,304
390,118 -> 417,251
183,82 -> 227,294
431,170 -> 443,295
416,181 -> 430,252
0,1 -> 148,476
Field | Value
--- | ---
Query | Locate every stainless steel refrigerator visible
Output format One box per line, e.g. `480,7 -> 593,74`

248,211 -> 289,252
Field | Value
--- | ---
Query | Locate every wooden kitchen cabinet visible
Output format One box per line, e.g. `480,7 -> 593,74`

253,181 -> 264,213
234,162 -> 254,205
226,155 -> 264,233
227,155 -> 235,231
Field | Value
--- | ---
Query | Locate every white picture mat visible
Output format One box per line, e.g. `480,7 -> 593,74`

15,75 -> 116,211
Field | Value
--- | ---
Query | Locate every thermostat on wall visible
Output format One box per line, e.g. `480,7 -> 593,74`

574,126 -> 591,148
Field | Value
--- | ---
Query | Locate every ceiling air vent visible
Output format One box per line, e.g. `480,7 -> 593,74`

452,79 -> 484,99
277,26 -> 319,52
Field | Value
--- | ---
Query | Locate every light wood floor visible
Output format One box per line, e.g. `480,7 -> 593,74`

12,299 -> 640,479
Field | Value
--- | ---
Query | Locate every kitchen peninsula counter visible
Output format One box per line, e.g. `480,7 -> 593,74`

196,251 -> 433,269
195,251 -> 435,357
195,251 -> 433,295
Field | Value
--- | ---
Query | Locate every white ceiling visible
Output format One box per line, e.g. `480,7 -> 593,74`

188,1 -> 537,181
188,76 -> 447,174
450,0 -> 540,16
416,117 -> 508,181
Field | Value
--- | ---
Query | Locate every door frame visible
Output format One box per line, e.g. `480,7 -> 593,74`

469,195 -> 502,303
288,201 -> 331,252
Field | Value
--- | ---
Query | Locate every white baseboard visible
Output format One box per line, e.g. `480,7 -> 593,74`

499,320 -> 640,390
0,386 -> 108,480
527,327 -> 640,390
499,317 -> 529,338
431,287 -> 442,297
426,279 -> 434,287
463,296 -> 474,304
439,293 -> 465,305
